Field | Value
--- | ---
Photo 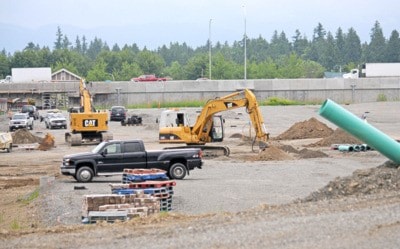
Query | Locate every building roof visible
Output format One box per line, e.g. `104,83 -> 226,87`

52,68 -> 82,82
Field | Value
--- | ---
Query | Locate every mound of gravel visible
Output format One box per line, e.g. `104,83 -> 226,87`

274,117 -> 334,140
302,160 -> 400,202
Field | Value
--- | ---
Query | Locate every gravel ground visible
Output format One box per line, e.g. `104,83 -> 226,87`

1,101 -> 400,248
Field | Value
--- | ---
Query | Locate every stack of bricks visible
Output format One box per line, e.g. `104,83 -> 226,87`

111,168 -> 176,212
82,191 -> 160,223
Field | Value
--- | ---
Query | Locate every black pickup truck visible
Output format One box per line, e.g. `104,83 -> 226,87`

61,139 -> 203,182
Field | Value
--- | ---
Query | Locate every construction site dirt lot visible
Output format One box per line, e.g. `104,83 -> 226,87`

1,102 -> 400,249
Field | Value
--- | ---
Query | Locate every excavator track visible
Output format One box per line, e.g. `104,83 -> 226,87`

164,145 -> 230,158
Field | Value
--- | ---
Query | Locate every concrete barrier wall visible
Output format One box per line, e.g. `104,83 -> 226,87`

0,78 -> 399,107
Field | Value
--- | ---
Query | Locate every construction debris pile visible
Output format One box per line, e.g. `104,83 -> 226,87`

37,133 -> 55,151
82,192 -> 161,223
82,169 -> 175,223
302,160 -> 400,202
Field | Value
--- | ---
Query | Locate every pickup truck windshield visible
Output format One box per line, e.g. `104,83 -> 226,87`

92,141 -> 107,153
12,114 -> 27,120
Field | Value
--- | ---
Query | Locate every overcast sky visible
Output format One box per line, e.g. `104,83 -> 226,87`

0,0 -> 399,52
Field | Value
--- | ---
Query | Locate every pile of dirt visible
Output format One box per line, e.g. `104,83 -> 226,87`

274,117 -> 334,140
302,160 -> 400,202
308,128 -> 363,147
278,144 -> 299,154
297,148 -> 329,159
11,129 -> 42,144
254,145 -> 294,161
278,144 -> 328,159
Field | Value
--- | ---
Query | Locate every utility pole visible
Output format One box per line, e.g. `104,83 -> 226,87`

209,18 -> 212,80
242,3 -> 247,82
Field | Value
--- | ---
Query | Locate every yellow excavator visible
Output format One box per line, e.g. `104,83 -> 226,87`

65,79 -> 113,146
159,89 -> 269,156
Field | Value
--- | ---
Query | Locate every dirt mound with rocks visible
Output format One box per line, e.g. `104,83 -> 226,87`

11,129 -> 42,144
297,148 -> 329,159
308,128 -> 363,147
278,144 -> 328,159
274,117 -> 334,140
302,161 -> 400,202
254,145 -> 294,161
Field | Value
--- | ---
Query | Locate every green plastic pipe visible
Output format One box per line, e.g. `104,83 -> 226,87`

319,99 -> 400,163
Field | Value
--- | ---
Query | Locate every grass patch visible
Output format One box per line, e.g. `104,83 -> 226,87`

377,93 -> 387,102
261,97 -> 322,106
10,219 -> 21,230
127,100 -> 207,109
18,188 -> 39,205
158,211 -> 170,218
100,97 -> 323,110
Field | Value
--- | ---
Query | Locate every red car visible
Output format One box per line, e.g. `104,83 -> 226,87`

131,74 -> 167,82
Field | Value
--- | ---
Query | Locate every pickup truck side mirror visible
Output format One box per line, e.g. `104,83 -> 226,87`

101,149 -> 108,156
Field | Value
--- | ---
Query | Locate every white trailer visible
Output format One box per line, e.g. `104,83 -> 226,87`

10,67 -> 52,83
362,63 -> 400,77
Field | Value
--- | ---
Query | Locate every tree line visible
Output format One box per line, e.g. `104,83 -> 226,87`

0,21 -> 399,81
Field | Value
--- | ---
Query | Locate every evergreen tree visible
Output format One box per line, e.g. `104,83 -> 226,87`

319,32 -> 336,70
366,21 -> 387,62
386,30 -> 400,62
0,52 -> 10,77
335,27 -> 345,68
54,26 -> 63,50
62,35 -> 71,50
82,36 -> 88,55
292,29 -> 308,58
343,28 -> 362,64
75,36 -> 82,54
112,44 -> 121,52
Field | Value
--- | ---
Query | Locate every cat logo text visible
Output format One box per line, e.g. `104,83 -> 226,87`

83,119 -> 98,127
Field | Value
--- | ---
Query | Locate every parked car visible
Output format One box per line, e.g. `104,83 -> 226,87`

40,109 -> 61,122
21,105 -> 39,120
9,113 -> 34,131
109,106 -> 127,121
45,112 -> 67,129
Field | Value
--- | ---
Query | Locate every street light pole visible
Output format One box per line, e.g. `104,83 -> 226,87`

209,18 -> 212,80
115,88 -> 121,106
242,4 -> 247,82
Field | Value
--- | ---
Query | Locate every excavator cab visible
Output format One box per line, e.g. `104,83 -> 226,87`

210,115 -> 224,142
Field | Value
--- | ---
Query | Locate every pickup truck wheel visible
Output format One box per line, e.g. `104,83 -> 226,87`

169,163 -> 187,179
76,166 -> 94,182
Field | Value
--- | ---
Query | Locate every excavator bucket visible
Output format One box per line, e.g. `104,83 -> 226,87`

37,133 -> 56,151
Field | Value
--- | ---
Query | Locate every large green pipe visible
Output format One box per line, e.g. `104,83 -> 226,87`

319,99 -> 400,163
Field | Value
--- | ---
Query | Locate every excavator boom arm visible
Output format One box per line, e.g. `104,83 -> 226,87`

79,80 -> 93,113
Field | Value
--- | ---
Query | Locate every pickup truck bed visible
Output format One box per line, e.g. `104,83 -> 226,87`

61,139 -> 203,182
